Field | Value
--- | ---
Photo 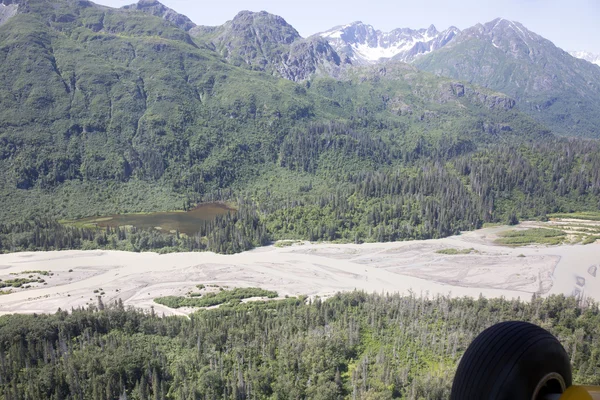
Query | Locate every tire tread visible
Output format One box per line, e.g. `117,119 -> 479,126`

450,321 -> 572,400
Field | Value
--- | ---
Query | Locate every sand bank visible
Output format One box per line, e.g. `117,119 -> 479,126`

0,224 -> 598,316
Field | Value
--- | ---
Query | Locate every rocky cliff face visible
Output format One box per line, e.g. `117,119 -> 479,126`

279,37 -> 348,81
122,0 -> 196,31
316,22 -> 460,64
191,10 -> 348,81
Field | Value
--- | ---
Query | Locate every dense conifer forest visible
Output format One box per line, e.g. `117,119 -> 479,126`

0,292 -> 598,399
2,137 -> 599,254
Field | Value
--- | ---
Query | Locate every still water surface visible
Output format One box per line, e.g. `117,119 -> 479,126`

79,203 -> 235,235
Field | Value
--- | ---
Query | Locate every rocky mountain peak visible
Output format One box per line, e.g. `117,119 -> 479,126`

425,24 -> 438,37
316,22 -> 460,64
190,10 -> 343,81
443,18 -> 555,63
488,18 -> 540,40
226,10 -> 301,45
321,21 -> 377,43
414,17 -> 600,138
122,0 -> 196,31
463,18 -> 542,47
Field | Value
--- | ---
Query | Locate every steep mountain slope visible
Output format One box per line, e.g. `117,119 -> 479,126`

316,22 -> 459,64
191,11 -> 348,81
569,50 -> 600,67
0,0 -> 325,193
414,18 -> 600,138
0,0 -> 553,223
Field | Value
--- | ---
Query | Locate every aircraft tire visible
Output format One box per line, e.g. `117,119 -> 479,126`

450,321 -> 572,400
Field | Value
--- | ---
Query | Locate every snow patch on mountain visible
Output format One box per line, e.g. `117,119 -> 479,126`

0,3 -> 18,27
569,51 -> 600,67
315,22 -> 460,64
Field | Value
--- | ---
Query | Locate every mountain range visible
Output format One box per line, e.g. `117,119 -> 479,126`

0,0 -> 536,213
185,10 -> 600,138
2,0 -> 597,139
56,1 -> 600,137
0,0 -> 599,247
315,22 -> 460,64
315,18 -> 600,138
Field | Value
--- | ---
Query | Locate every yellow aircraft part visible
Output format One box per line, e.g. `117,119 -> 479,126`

560,386 -> 600,400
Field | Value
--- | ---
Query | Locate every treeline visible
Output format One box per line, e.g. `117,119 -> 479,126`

262,163 -> 481,242
2,137 -> 600,254
257,138 -> 600,243
0,293 -> 598,399
0,201 -> 269,255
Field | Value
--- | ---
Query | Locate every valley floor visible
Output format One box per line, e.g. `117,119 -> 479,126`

0,222 -> 598,316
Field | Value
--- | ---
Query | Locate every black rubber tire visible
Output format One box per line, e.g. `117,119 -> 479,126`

450,321 -> 572,400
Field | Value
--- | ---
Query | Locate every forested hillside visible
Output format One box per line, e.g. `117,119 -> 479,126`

2,136 -> 599,254
1,0 -> 600,255
0,293 -> 598,399
0,0 -> 534,201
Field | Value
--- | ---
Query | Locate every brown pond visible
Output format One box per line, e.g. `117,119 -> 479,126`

77,203 -> 235,235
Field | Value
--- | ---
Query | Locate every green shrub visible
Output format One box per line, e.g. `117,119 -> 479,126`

435,248 -> 474,255
496,228 -> 566,246
155,287 -> 278,309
